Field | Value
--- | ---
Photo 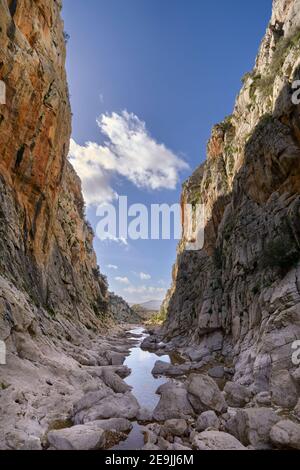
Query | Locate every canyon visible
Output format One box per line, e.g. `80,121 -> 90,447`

0,0 -> 300,451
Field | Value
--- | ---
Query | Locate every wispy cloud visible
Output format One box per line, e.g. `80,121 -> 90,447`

115,276 -> 130,284
68,111 -> 189,207
139,272 -> 151,280
107,264 -> 118,270
123,285 -> 166,303
103,234 -> 128,246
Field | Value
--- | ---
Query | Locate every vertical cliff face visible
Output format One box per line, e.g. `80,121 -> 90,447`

0,0 -> 109,327
0,1 -> 139,449
164,0 -> 300,390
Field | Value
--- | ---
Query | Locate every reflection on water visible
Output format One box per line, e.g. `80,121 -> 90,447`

112,327 -> 170,450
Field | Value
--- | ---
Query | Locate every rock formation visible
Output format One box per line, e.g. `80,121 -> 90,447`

0,0 -> 137,449
1,0 -> 300,452
163,0 -> 300,395
0,0 -> 109,328
108,293 -> 141,324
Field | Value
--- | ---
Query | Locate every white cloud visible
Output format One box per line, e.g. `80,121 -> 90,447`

107,264 -> 118,270
68,111 -> 189,207
123,285 -> 166,303
115,276 -> 130,284
104,234 -> 128,246
140,272 -> 151,280
69,138 -> 115,206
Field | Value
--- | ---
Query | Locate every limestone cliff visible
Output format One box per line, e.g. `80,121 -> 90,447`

108,293 -> 141,324
0,0 -> 109,327
0,0 -> 135,449
163,0 -> 300,392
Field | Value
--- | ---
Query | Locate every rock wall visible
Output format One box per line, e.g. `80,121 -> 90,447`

0,0 -> 109,330
163,0 -> 300,391
108,293 -> 141,324
0,0 -> 137,448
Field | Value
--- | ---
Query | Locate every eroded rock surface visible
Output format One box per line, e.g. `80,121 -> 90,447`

161,0 -> 300,396
187,374 -> 227,414
0,1 -> 138,449
192,431 -> 246,451
153,382 -> 194,421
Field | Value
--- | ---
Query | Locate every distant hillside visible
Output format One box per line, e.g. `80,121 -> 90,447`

109,293 -> 141,324
138,300 -> 162,311
131,300 -> 163,323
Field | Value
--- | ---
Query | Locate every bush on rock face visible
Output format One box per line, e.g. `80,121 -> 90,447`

262,235 -> 300,271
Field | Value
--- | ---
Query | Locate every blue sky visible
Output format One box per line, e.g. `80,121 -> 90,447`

62,0 -> 272,304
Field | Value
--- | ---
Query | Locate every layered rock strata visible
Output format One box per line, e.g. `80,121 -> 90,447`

163,0 -> 300,394
0,0 -> 136,449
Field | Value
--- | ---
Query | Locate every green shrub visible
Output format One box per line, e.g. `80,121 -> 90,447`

255,28 -> 300,98
1,382 -> 10,390
46,306 -> 56,318
219,115 -> 234,133
262,236 -> 300,270
47,419 -> 73,432
213,247 -> 223,269
148,307 -> 167,325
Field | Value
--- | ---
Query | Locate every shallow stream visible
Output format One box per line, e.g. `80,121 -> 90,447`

113,327 -> 171,450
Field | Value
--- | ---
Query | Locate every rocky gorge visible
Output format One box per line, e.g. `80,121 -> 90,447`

147,0 -> 300,451
0,0 -> 139,450
1,0 -> 300,452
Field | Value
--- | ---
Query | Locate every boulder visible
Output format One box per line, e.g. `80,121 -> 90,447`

88,418 -> 132,433
255,391 -> 271,406
192,431 -> 246,450
163,419 -> 188,437
73,387 -> 111,415
187,374 -> 227,414
169,443 -> 192,450
157,436 -> 170,450
223,382 -> 252,408
101,369 -> 132,394
47,425 -> 106,450
142,428 -> 158,445
137,407 -> 153,422
152,360 -> 190,377
270,420 -> 300,450
226,408 -> 280,449
196,411 -> 220,432
151,360 -> 171,376
105,351 -> 126,366
270,370 -> 298,409
153,382 -> 194,421
208,366 -> 225,379
141,336 -> 159,351
187,348 -> 210,362
142,443 -> 160,450
20,437 -> 42,450
146,423 -> 161,436
73,391 -> 140,424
